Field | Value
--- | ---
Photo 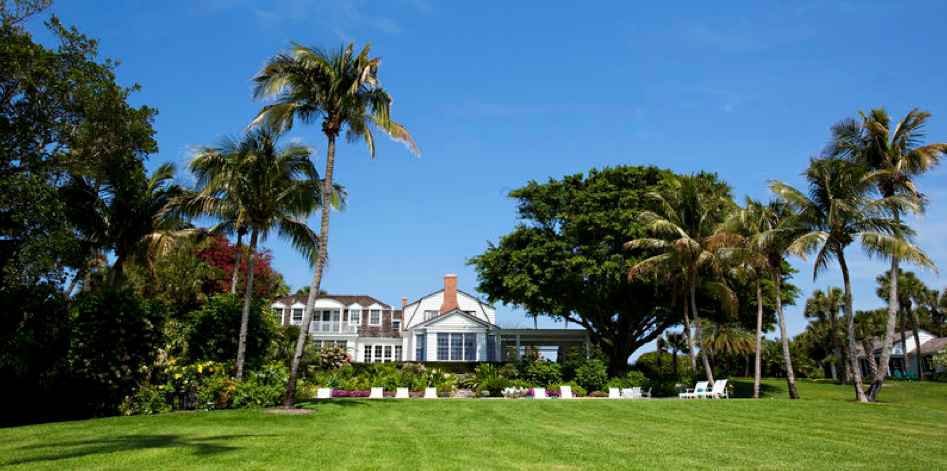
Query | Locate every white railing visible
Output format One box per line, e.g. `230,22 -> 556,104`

310,321 -> 358,334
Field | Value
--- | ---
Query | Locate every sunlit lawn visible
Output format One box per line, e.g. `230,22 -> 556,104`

2,379 -> 946,470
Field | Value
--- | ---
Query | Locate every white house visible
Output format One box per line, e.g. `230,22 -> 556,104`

271,274 -> 589,363
857,329 -> 947,378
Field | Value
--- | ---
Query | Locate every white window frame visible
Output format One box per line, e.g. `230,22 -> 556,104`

374,345 -> 383,363
435,332 -> 478,362
369,309 -> 382,326
424,310 -> 438,321
392,319 -> 401,331
292,308 -> 304,323
383,345 -> 393,362
364,345 -> 372,362
349,309 -> 361,326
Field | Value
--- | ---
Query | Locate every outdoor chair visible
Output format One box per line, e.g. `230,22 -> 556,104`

395,387 -> 410,399
697,379 -> 728,399
678,381 -> 709,399
608,387 -> 621,399
560,386 -> 574,399
533,387 -> 548,399
316,388 -> 332,399
423,387 -> 438,399
369,387 -> 384,399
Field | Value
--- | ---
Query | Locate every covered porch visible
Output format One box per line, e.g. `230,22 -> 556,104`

496,329 -> 591,362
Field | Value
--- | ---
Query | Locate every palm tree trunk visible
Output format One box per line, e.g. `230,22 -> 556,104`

862,338 -> 879,378
235,229 -> 258,380
285,131 -> 336,406
230,229 -> 245,295
868,255 -> 899,401
682,301 -> 698,372
910,307 -> 924,380
829,308 -> 845,384
672,346 -> 679,377
753,279 -> 763,399
773,272 -> 799,399
838,251 -> 868,402
690,281 -> 715,384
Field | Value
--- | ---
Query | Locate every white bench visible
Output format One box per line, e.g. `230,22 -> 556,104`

532,387 -> 548,399
369,387 -> 384,399
316,388 -> 332,399
560,385 -> 574,399
608,387 -> 621,399
423,387 -> 438,399
679,381 -> 709,399
395,387 -> 410,399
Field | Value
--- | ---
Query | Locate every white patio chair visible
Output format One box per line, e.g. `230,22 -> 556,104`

316,388 -> 332,399
532,387 -> 548,399
423,387 -> 438,399
369,387 -> 384,399
678,381 -> 709,399
395,387 -> 410,399
642,387 -> 652,399
697,379 -> 728,399
608,387 -> 621,399
560,386 -> 574,399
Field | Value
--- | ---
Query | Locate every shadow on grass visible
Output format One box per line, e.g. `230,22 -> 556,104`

5,434 -> 273,466
730,379 -> 782,398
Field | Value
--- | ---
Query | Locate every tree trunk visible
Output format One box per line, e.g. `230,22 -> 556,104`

672,347 -> 679,377
774,272 -> 799,399
235,229 -> 258,380
828,361 -> 837,382
862,339 -> 879,378
690,281 -> 715,384
682,301 -> 698,372
828,305 -> 845,384
284,132 -> 336,407
867,238 -> 899,401
910,307 -> 924,380
838,251 -> 868,402
753,279 -> 763,399
230,229 -> 245,295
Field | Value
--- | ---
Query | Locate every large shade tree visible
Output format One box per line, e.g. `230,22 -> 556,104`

471,166 -> 688,375
771,157 -> 929,402
625,173 -> 736,384
251,42 -> 418,404
186,127 -> 327,379
826,108 -> 945,400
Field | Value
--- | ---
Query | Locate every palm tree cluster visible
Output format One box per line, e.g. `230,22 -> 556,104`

626,108 -> 945,402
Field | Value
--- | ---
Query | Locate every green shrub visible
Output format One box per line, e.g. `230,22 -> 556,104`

574,359 -> 608,391
232,362 -> 287,408
119,384 -> 171,416
606,370 -> 648,389
196,373 -> 237,409
550,383 -> 587,397
635,351 -> 693,381
184,294 -> 276,370
525,360 -> 562,386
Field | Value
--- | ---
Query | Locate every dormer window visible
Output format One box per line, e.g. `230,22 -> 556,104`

369,309 -> 381,326
349,309 -> 361,325
292,308 -> 303,323
392,319 -> 401,331
424,310 -> 438,321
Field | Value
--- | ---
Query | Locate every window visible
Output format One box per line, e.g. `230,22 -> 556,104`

273,307 -> 283,318
394,345 -> 403,362
424,310 -> 438,321
369,309 -> 381,326
349,309 -> 361,325
486,335 -> 496,362
383,346 -> 393,362
416,334 -> 426,361
464,333 -> 477,361
292,308 -> 303,323
364,345 -> 372,363
450,334 -> 463,361
335,340 -> 347,350
437,333 -> 449,361
374,345 -> 383,363
392,319 -> 401,331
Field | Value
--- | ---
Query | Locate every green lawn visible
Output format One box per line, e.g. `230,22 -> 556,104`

3,380 -> 946,470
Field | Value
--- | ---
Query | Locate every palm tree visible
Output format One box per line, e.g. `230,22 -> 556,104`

854,309 -> 886,378
664,332 -> 688,377
771,157 -> 928,402
63,162 -> 194,288
186,127 -> 329,379
251,42 -> 419,405
701,322 -> 755,364
626,174 -> 735,384
826,108 -> 945,399
804,287 -> 846,383
877,269 -> 929,380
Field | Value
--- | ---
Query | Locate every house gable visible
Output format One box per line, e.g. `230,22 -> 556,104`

410,309 -> 496,331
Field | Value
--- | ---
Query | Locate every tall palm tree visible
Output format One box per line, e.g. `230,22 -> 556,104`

664,331 -> 688,377
251,42 -> 419,405
804,287 -> 846,383
876,269 -> 929,380
771,157 -> 928,402
626,174 -> 735,384
187,127 -> 330,379
826,108 -> 945,399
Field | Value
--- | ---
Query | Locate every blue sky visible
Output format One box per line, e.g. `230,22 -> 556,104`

29,1 -> 947,350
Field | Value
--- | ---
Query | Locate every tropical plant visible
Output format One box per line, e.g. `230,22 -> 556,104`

804,287 -> 846,383
186,127 -> 328,379
250,42 -> 418,405
771,157 -> 929,402
625,173 -> 736,383
876,269 -> 930,380
826,108 -> 945,399
664,332 -> 689,377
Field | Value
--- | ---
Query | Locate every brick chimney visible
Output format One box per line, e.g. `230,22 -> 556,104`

439,274 -> 459,314
401,297 -> 408,309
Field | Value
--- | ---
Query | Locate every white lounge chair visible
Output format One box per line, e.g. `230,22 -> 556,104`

423,387 -> 438,399
369,387 -> 384,399
678,381 -> 709,399
621,388 -> 633,399
608,387 -> 621,399
395,387 -> 410,399
532,387 -> 548,399
316,387 -> 332,399
697,379 -> 729,399
560,386 -> 574,399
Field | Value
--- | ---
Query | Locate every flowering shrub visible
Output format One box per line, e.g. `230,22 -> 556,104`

526,387 -> 560,398
317,345 -> 351,370
331,390 -> 370,398
501,387 -> 528,398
